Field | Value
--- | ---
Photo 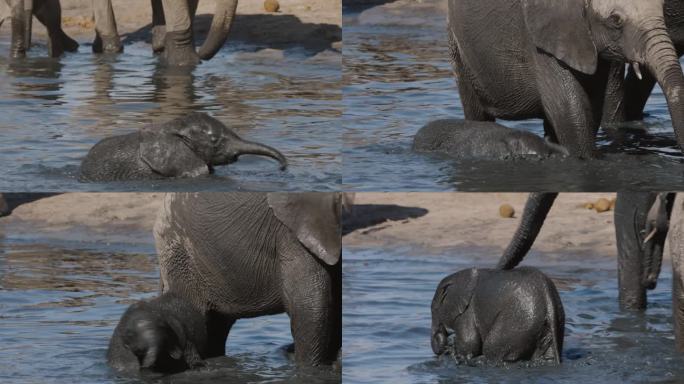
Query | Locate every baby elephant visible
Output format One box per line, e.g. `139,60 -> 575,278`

431,267 -> 564,363
413,119 -> 568,159
80,112 -> 287,182
107,293 -> 208,373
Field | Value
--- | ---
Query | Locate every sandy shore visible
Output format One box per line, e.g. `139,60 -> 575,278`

344,193 -> 621,259
0,0 -> 341,51
0,192 -> 624,260
0,193 -> 163,244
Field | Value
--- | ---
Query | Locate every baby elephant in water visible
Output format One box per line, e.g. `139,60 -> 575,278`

80,112 -> 287,182
413,119 -> 568,159
107,293 -> 208,373
431,267 -> 564,363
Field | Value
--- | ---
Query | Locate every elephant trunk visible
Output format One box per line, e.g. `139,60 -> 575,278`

197,0 -> 238,60
496,192 -> 558,270
23,0 -> 32,49
641,24 -> 684,151
232,139 -> 288,170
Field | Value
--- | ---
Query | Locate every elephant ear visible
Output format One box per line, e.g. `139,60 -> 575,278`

139,129 -> 205,177
522,0 -> 597,74
438,269 -> 479,320
267,193 -> 341,265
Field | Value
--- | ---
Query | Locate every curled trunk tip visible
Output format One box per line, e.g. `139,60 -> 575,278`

237,140 -> 288,170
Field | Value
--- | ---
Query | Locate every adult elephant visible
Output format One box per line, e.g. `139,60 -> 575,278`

497,193 -> 673,310
94,0 -> 238,66
447,0 -> 684,158
5,0 -> 78,57
602,0 -> 684,124
153,192 -> 342,366
668,194 -> 684,351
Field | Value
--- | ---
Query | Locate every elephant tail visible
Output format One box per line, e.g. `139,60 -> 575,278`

496,192 -> 558,270
543,278 -> 564,364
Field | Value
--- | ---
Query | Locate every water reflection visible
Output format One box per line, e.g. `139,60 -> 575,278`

342,6 -> 684,191
343,246 -> 684,384
0,236 -> 340,383
0,37 -> 341,191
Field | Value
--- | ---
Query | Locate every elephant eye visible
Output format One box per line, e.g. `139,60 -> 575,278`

608,12 -> 624,28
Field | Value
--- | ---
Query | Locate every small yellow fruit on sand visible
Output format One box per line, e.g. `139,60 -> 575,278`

584,202 -> 594,209
499,204 -> 515,218
264,0 -> 280,12
595,198 -> 611,213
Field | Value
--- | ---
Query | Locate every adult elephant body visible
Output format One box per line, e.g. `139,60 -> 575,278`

447,0 -> 684,158
153,192 -> 342,365
94,0 -> 238,65
668,194 -> 684,351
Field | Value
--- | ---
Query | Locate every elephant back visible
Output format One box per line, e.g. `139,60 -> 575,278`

79,133 -> 152,181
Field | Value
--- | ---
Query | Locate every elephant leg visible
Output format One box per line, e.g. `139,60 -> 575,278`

92,0 -> 122,53
533,52 -> 598,158
623,67 -> 657,121
151,0 -> 166,53
614,192 -> 657,310
671,194 -> 684,352
161,0 -> 199,66
33,0 -> 78,57
448,29 -> 494,121
22,0 -> 31,50
601,62 -> 627,126
205,311 -> 235,357
9,0 -> 27,57
482,320 -> 536,362
280,241 -> 341,365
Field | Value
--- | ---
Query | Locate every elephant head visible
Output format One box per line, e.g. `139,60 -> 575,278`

430,268 -> 478,355
523,0 -> 684,147
140,112 -> 287,176
119,303 -> 189,372
267,192 -> 342,266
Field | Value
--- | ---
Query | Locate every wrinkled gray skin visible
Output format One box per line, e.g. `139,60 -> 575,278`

79,112 -> 287,182
448,0 -> 684,159
614,192 -> 673,310
497,193 -> 672,311
6,0 -> 78,58
154,193 -> 342,366
107,292 -> 208,373
412,119 -> 568,159
602,0 -> 684,124
668,194 -> 684,352
431,267 -> 564,363
93,0 -> 238,66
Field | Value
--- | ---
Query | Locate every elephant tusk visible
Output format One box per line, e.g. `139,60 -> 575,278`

643,227 -> 657,244
632,62 -> 643,81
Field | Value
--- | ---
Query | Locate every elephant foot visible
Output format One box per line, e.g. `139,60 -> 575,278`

152,25 -> 166,53
162,30 -> 200,67
10,19 -> 27,58
62,33 -> 80,53
92,33 -> 122,54
47,32 -> 79,58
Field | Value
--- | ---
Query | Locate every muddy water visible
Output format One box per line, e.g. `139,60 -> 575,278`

342,6 -> 684,191
0,40 -> 340,192
0,231 -> 340,383
343,245 -> 684,383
